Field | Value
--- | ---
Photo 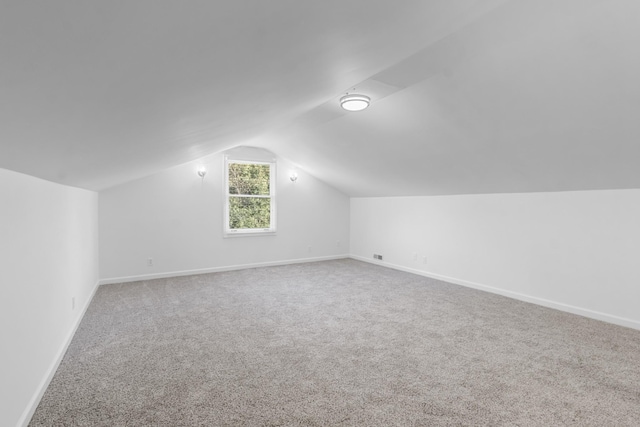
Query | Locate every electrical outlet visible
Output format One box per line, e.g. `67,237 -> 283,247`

308,246 -> 312,253
71,297 -> 75,310
337,240 -> 341,247
147,257 -> 153,267
423,256 -> 427,264
413,252 -> 417,261
373,254 -> 383,261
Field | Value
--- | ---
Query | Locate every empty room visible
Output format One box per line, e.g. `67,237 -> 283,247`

2,1 -> 640,426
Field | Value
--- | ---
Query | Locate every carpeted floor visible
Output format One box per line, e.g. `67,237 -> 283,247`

30,259 -> 640,426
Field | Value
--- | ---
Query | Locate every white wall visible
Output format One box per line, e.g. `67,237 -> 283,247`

99,148 -> 350,282
0,168 -> 99,427
350,189 -> 640,330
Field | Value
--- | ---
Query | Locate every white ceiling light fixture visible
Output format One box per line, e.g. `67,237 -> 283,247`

340,94 -> 370,112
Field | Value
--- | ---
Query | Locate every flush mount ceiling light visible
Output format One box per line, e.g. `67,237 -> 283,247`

340,94 -> 370,112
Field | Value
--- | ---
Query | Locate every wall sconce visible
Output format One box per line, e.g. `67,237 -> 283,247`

290,172 -> 298,182
197,167 -> 207,179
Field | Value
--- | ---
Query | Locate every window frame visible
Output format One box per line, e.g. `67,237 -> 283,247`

223,156 -> 276,237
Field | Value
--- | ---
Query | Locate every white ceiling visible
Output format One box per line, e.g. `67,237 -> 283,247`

1,0 -> 639,196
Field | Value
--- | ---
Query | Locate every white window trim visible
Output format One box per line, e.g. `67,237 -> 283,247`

223,156 -> 276,237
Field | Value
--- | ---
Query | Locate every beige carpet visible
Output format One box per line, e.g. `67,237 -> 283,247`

30,259 -> 640,426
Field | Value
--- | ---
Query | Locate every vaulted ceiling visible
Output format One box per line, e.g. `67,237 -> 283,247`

1,0 -> 639,196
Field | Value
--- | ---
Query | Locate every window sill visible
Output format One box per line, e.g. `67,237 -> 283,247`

223,229 -> 277,238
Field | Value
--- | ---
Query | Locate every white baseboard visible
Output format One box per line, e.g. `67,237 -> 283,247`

99,255 -> 350,285
350,255 -> 640,331
18,280 -> 101,427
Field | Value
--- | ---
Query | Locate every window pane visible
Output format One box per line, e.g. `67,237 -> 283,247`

228,163 -> 270,195
229,196 -> 271,229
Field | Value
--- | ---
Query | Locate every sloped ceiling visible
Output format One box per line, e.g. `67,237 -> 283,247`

1,0 -> 639,196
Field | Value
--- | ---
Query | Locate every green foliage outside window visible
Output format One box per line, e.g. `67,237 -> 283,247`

228,163 -> 272,230
229,197 -> 271,229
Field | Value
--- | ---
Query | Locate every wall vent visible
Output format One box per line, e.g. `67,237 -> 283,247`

373,254 -> 383,260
